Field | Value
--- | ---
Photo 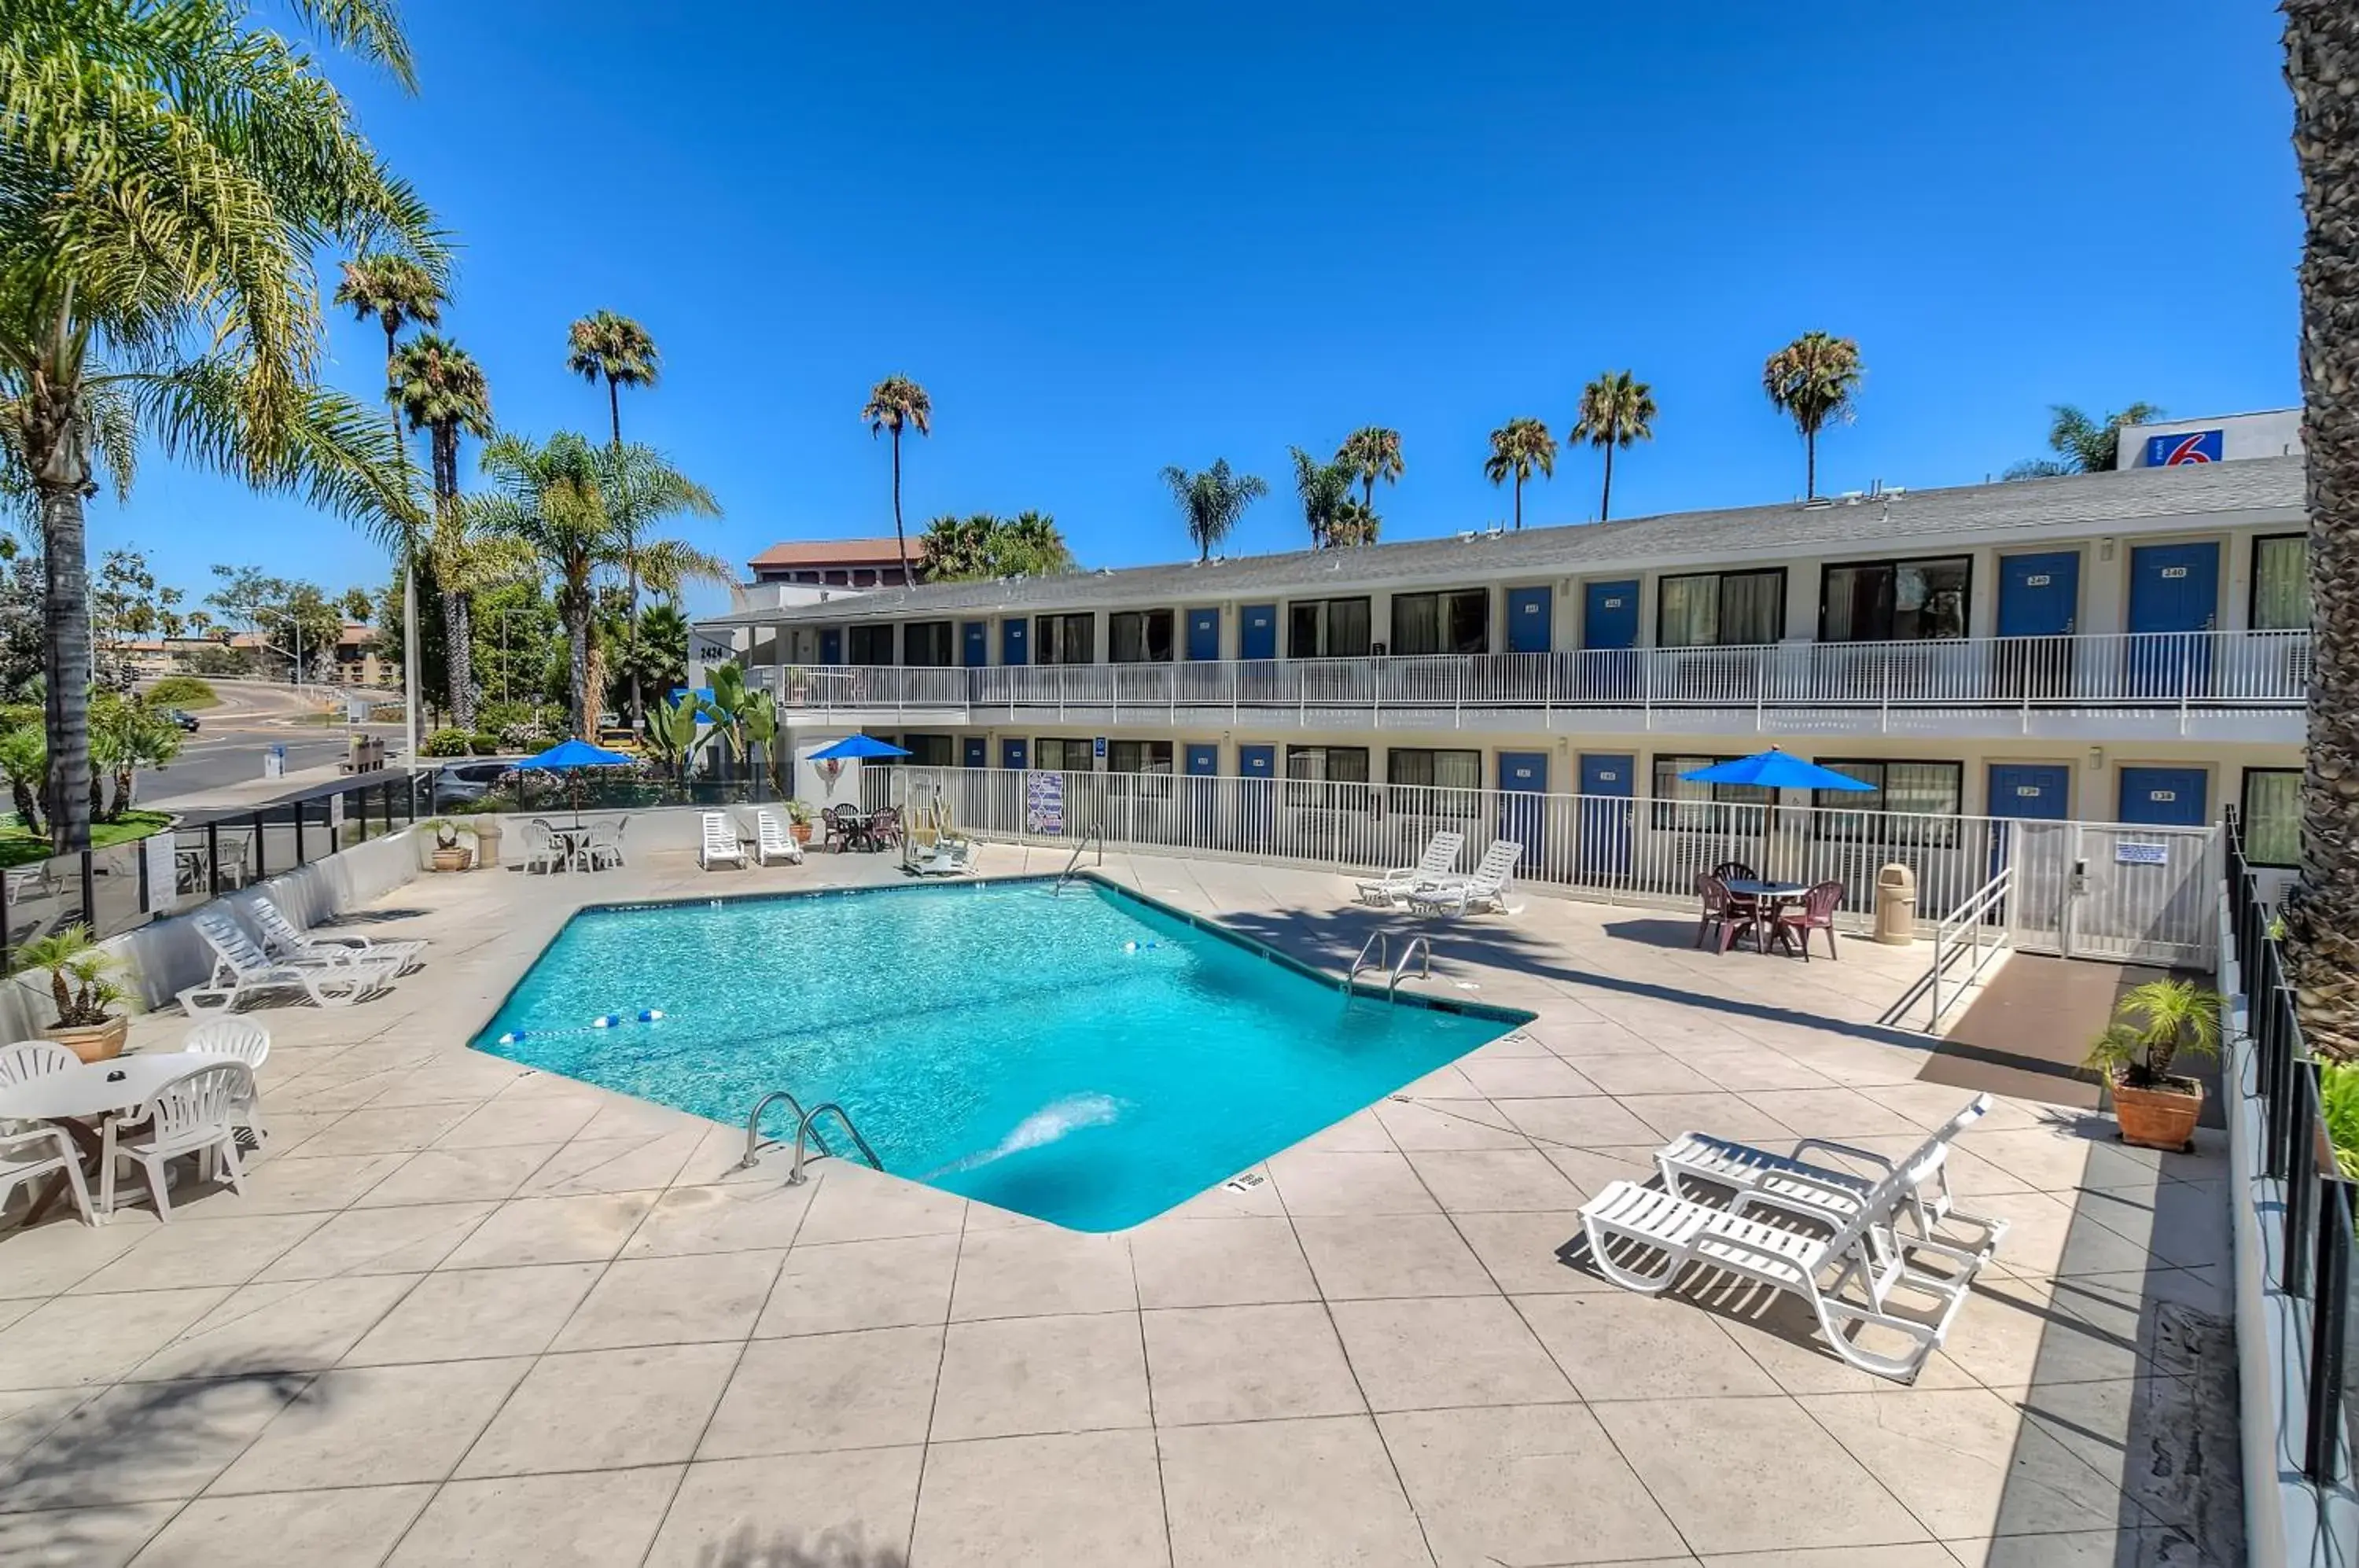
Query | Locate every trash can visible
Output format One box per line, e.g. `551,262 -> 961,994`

262,744 -> 287,780
1874,863 -> 1916,946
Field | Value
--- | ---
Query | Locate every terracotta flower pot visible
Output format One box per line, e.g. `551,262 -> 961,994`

430,846 -> 474,873
790,823 -> 812,845
2110,1074 -> 2203,1153
43,1014 -> 127,1064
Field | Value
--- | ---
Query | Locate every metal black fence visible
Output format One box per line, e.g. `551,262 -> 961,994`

2227,807 -> 2356,1485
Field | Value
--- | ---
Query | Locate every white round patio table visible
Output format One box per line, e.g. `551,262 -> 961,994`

0,1051 -> 238,1222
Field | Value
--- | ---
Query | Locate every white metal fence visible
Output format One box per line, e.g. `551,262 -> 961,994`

753,629 -> 2307,731
864,764 -> 2219,966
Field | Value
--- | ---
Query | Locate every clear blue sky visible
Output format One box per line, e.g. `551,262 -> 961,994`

103,0 -> 2301,620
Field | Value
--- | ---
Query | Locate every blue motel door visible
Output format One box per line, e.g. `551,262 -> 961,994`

960,621 -> 988,668
962,737 -> 987,769
1584,580 -> 1640,700
1577,753 -> 1633,878
1238,744 -> 1275,848
2117,767 -> 2209,828
819,628 -> 842,665
1505,586 -> 1552,653
1986,762 -> 2070,879
2125,542 -> 2218,698
1994,552 -> 2081,698
1000,738 -> 1027,771
1498,751 -> 1548,874
1184,743 -> 1220,834
1240,606 -> 1278,662
1187,609 -> 1220,662
1000,618 -> 1029,667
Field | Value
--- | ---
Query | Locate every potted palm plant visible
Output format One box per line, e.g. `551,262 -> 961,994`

423,818 -> 475,873
786,799 -> 815,845
15,925 -> 131,1062
2085,977 -> 2225,1152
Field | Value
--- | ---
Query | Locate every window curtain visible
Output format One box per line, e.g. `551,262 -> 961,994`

1658,578 -> 1717,647
2245,770 -> 2302,867
1392,594 -> 1441,656
1720,572 -> 1783,644
2254,538 -> 2310,631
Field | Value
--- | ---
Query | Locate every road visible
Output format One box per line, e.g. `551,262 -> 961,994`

137,682 -> 403,806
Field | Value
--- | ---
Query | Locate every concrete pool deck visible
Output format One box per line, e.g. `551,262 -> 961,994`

0,844 -> 2237,1566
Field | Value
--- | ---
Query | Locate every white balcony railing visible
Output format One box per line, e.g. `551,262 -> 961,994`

749,628 -> 2309,725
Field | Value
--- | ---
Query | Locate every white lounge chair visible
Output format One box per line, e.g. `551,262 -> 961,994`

98,1062 -> 251,1221
178,911 -> 398,1014
1,1121 -> 94,1228
753,810 -> 804,866
700,812 -> 746,870
1655,1094 -> 2006,1254
1578,1161 -> 1984,1383
1405,840 -> 1521,917
1355,830 -> 1464,907
906,837 -> 977,877
185,1018 -> 271,1150
248,897 -> 425,974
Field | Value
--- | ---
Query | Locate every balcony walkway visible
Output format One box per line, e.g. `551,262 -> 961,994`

0,846 -> 2237,1566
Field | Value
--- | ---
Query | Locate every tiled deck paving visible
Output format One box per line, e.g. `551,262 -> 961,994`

0,843 -> 2238,1566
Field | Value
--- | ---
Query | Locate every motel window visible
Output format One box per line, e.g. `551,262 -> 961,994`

1649,754 -> 1772,833
1287,597 -> 1372,659
824,570 -> 849,586
847,624 -> 894,664
1107,739 -> 1175,797
1387,747 -> 1481,816
1820,557 -> 1970,642
1285,745 -> 1371,808
1110,609 -> 1176,663
2252,536 -> 2309,631
1036,613 -> 1095,665
1811,760 -> 1963,845
903,620 -> 955,667
1657,569 -> 1785,647
1390,590 -> 1490,657
1034,737 -> 1095,771
900,734 -> 956,767
2243,768 -> 2302,868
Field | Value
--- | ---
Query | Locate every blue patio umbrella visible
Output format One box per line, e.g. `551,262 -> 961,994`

1680,749 -> 1875,792
517,738 -> 635,771
807,733 -> 912,760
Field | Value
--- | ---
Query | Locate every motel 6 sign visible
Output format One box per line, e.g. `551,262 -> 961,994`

2144,429 -> 2223,467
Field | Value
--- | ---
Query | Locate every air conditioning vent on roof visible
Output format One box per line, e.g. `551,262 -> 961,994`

1801,496 -> 1835,510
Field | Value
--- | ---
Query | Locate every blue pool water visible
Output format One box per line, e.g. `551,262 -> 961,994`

472,878 -> 1527,1231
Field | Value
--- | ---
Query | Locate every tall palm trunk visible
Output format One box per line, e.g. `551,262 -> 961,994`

2284,0 -> 2359,1059
1511,475 -> 1523,531
565,580 -> 593,742
1805,429 -> 1818,499
36,480 -> 90,854
890,429 -> 913,587
1601,436 -> 1616,522
388,319 -> 424,766
431,425 -> 477,730
608,377 -> 645,733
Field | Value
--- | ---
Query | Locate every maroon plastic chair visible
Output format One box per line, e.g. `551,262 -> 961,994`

1695,874 -> 1751,954
1774,880 -> 1846,961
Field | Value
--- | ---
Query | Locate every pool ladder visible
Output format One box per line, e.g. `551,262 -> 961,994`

733,1091 -> 885,1186
1345,933 -> 1433,999
1053,829 -> 1105,893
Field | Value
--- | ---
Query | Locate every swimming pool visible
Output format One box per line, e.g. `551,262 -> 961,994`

472,877 -> 1527,1230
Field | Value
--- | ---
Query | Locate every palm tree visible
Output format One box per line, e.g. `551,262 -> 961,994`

1570,370 -> 1656,521
469,433 -> 724,739
1161,461 -> 1268,561
566,311 -> 663,726
861,377 -> 933,587
0,0 -> 436,851
921,512 -> 1078,581
1335,426 -> 1405,516
1289,447 -> 1356,548
1761,332 -> 1863,499
1003,510 -> 1076,576
1483,419 -> 1557,530
392,335 -> 496,727
2284,0 -> 2359,1058
2004,403 -> 2168,479
1327,498 -> 1380,547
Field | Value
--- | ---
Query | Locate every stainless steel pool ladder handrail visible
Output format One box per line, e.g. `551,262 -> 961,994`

733,1089 -> 826,1172
1054,829 -> 1105,893
1388,936 -> 1432,999
788,1102 -> 885,1186
1345,931 -> 1388,991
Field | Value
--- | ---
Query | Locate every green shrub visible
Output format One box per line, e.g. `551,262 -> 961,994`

145,675 -> 217,708
2324,1062 -> 2359,1182
468,732 -> 502,756
421,728 -> 475,757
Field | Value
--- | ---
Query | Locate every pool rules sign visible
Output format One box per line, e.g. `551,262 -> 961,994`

1025,771 -> 1065,835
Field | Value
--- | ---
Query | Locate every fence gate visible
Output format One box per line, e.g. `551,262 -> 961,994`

2005,822 -> 2218,968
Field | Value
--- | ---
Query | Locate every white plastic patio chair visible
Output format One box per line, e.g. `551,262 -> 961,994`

178,910 -> 399,1014
248,896 -> 425,974
700,812 -> 746,870
1654,1094 -> 2006,1256
98,1062 -> 252,1221
1,1121 -> 94,1228
1405,840 -> 1521,917
1578,1161 -> 1984,1383
753,810 -> 804,866
0,1039 -> 78,1090
521,819 -> 566,875
581,818 -> 628,870
185,1017 -> 271,1150
906,837 -> 977,877
1355,830 -> 1464,907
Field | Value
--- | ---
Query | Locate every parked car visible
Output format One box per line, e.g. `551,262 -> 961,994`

431,760 -> 513,810
162,707 -> 200,733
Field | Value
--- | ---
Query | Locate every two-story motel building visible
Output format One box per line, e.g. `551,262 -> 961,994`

694,443 -> 2312,885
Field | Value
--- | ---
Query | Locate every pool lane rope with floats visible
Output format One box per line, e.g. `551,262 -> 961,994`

495,1009 -> 665,1047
